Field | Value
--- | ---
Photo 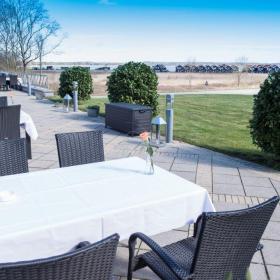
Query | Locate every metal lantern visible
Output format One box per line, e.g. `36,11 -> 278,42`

63,94 -> 72,112
151,116 -> 166,147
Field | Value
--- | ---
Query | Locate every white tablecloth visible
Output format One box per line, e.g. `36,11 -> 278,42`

20,111 -> 38,140
0,157 -> 214,262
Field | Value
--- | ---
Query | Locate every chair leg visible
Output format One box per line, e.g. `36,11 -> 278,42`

127,236 -> 138,280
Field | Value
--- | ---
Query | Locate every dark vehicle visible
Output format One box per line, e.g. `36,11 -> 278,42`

152,64 -> 168,72
95,66 -> 110,71
175,65 -> 185,72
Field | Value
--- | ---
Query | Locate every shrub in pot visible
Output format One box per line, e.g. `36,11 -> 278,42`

87,105 -> 100,117
107,61 -> 159,115
59,67 -> 93,101
250,72 -> 280,155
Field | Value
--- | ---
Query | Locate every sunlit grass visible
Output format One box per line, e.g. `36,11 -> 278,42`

48,94 -> 279,169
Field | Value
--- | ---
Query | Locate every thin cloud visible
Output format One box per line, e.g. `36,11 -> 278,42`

99,0 -> 115,5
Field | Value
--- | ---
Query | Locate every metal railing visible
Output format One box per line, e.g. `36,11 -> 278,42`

18,73 -> 48,88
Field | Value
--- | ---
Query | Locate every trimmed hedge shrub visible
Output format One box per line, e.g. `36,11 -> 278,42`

107,62 -> 159,115
59,67 -> 93,100
250,72 -> 280,155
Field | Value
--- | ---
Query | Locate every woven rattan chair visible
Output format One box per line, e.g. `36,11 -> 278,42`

0,75 -> 7,91
0,138 -> 28,176
55,130 -> 105,168
9,75 -> 18,89
0,105 -> 21,140
0,234 -> 119,280
128,196 -> 280,280
0,105 -> 32,159
0,96 -> 7,107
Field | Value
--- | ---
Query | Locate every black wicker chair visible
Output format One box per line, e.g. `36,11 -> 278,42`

0,138 -> 28,176
0,105 -> 32,159
0,105 -> 21,140
55,130 -> 105,168
0,75 -> 7,91
0,234 -> 119,280
128,196 -> 280,280
0,96 -> 7,107
9,75 -> 18,89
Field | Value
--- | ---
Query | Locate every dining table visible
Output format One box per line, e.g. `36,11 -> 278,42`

0,157 -> 215,263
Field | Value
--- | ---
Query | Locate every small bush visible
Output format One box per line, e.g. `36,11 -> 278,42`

107,62 -> 159,115
59,67 -> 93,100
250,72 -> 280,155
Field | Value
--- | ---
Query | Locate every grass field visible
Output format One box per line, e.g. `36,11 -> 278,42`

49,94 -> 279,170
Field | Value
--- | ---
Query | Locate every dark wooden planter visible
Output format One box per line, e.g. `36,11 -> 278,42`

105,103 -> 152,135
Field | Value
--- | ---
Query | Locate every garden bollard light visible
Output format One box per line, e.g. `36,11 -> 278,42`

64,94 -> 72,113
73,81 -> 78,112
166,94 -> 174,143
151,116 -> 166,147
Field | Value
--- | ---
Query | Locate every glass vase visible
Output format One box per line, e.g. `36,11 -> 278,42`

145,153 -> 154,175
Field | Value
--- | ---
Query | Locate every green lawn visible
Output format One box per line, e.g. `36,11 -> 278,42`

49,94 -> 279,170
158,94 -> 278,169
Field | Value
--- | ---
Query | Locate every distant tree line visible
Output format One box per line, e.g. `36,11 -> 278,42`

0,0 -> 63,73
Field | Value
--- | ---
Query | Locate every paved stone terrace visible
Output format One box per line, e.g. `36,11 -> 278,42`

4,90 -> 280,279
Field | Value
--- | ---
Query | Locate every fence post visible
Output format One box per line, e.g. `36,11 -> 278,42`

28,75 -> 32,96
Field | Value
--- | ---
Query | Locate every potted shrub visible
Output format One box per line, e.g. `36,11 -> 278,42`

87,105 -> 100,117
107,61 -> 159,116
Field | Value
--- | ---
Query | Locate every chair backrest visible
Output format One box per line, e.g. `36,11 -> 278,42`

0,96 -> 7,108
0,105 -> 20,140
0,234 -> 119,280
9,75 -> 18,87
55,130 -> 105,168
0,138 -> 29,176
190,196 -> 279,280
0,76 -> 6,86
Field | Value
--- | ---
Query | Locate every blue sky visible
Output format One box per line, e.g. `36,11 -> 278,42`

44,0 -> 280,63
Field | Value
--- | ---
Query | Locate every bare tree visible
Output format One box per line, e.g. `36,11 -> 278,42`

0,1 -> 18,71
35,31 -> 65,79
0,0 -> 62,72
235,56 -> 248,87
186,57 -> 196,89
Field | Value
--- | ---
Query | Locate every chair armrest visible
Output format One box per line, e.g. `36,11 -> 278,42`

128,232 -> 186,279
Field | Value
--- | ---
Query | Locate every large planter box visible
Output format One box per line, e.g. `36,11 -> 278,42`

105,103 -> 152,135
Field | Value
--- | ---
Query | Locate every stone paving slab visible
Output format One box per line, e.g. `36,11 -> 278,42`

3,91 -> 280,280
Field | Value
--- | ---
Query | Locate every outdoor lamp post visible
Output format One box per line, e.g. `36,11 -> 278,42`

72,81 -> 78,112
166,94 -> 174,143
151,116 -> 166,147
63,94 -> 72,113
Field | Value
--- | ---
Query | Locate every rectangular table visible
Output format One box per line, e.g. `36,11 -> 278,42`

0,157 -> 214,263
